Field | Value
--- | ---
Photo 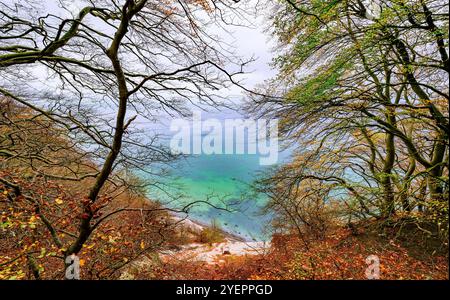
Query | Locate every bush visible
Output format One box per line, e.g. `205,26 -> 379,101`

197,220 -> 225,244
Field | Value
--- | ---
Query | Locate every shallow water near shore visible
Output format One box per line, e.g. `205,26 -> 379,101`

146,153 -> 275,241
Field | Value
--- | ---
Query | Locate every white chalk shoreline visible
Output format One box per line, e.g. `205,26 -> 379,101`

165,214 -> 271,264
170,214 -> 249,242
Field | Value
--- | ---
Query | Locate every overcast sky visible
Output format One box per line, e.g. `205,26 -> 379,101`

1,0 -> 278,130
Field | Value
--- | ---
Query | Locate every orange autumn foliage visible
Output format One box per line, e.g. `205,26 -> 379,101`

153,224 -> 448,280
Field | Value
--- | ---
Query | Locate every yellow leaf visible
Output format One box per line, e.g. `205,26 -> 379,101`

140,240 -> 145,250
79,259 -> 85,267
55,198 -> 63,205
3,190 -> 8,195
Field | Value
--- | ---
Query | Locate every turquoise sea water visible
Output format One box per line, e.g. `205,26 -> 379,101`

146,153 -> 274,241
140,105 -> 364,241
142,109 -> 290,241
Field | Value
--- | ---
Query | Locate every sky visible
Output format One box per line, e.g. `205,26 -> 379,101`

53,0 -> 278,97
1,0 -> 279,132
217,3 -> 278,97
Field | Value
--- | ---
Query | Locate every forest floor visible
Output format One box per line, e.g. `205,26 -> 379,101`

121,217 -> 449,280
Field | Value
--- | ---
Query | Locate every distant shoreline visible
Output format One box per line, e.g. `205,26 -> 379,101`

170,213 -> 249,242
189,217 -> 249,242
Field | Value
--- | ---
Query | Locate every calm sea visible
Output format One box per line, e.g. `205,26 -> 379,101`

142,110 -> 289,241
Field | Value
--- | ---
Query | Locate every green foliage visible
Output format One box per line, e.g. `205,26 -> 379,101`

284,55 -> 350,106
272,0 -> 342,75
197,220 -> 225,244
